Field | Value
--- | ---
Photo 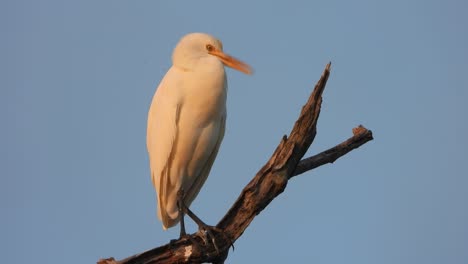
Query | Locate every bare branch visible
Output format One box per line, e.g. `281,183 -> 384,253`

292,125 -> 373,178
98,63 -> 374,264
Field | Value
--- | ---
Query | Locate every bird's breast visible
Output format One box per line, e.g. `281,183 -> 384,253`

181,69 -> 227,125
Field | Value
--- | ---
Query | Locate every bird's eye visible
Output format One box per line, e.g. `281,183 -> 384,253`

206,44 -> 214,52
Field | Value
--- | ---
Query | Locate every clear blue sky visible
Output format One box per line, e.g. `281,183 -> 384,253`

2,1 -> 468,263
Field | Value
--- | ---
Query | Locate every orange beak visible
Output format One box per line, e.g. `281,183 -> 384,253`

209,49 -> 253,75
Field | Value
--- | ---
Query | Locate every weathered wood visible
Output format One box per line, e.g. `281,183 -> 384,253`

292,125 -> 373,178
98,63 -> 374,264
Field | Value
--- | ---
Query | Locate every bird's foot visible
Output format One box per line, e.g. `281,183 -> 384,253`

174,233 -> 197,246
196,224 -> 234,254
169,232 -> 199,253
178,192 -> 235,253
196,223 -> 221,253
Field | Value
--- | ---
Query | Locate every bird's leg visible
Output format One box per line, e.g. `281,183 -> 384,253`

171,189 -> 202,251
173,188 -> 209,254
180,201 -> 234,253
177,189 -> 187,238
183,205 -> 219,252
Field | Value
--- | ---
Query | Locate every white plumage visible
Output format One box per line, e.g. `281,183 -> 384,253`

147,33 -> 251,230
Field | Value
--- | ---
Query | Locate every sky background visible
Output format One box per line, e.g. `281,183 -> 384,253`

2,0 -> 468,263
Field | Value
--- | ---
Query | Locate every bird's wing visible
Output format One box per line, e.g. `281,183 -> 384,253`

146,68 -> 182,229
184,113 -> 226,207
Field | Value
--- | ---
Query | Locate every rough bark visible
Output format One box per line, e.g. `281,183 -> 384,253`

98,63 -> 374,264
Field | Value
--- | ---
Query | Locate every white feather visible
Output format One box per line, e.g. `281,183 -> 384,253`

147,33 -> 250,230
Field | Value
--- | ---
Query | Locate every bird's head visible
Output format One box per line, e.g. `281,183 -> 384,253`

172,32 -> 252,75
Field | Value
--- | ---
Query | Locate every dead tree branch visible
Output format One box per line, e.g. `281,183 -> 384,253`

98,63 -> 374,264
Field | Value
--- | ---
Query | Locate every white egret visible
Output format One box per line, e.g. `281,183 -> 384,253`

146,33 -> 252,238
